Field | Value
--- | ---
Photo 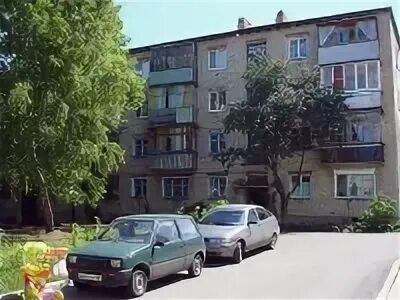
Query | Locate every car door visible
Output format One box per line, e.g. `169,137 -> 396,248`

175,218 -> 203,270
256,207 -> 273,244
151,220 -> 186,279
246,209 -> 262,250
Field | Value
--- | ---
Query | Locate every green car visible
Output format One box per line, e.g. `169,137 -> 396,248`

66,214 -> 206,298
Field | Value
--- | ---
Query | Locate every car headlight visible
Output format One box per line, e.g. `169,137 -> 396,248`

68,255 -> 77,264
110,259 -> 122,268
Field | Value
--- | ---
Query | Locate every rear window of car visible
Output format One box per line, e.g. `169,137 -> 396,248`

200,210 -> 245,226
175,218 -> 200,240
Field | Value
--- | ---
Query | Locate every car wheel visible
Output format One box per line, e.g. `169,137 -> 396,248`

73,280 -> 89,291
126,269 -> 148,298
188,253 -> 203,277
268,233 -> 278,250
232,241 -> 244,264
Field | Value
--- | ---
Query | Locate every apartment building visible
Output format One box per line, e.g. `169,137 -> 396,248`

113,7 -> 400,225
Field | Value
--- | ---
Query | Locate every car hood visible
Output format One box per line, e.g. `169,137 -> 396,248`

198,224 -> 245,239
70,240 -> 149,259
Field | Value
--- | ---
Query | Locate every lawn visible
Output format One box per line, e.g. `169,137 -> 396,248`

0,225 -> 100,295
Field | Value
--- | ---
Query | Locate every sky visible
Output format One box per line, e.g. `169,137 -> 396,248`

117,0 -> 400,49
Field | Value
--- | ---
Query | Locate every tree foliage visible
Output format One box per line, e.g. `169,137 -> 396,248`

351,194 -> 400,233
0,0 -> 144,228
223,56 -> 347,221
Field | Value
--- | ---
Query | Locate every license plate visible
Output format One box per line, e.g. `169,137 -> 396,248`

78,273 -> 102,282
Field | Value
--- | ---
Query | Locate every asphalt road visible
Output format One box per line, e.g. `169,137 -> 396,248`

62,233 -> 400,299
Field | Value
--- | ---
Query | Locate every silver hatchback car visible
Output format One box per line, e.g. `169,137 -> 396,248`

198,204 -> 280,263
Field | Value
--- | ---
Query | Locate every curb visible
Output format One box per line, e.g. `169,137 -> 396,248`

0,279 -> 68,299
376,258 -> 400,300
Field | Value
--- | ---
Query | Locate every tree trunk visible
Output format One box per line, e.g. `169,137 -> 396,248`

41,189 -> 54,232
143,195 -> 151,213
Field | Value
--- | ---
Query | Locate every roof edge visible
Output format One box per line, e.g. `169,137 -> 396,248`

129,6 -> 394,54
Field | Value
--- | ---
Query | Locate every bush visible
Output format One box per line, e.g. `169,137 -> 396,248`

352,194 -> 399,233
177,199 -> 229,222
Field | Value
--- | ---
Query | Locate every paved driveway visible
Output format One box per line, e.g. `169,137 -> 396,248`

62,233 -> 400,299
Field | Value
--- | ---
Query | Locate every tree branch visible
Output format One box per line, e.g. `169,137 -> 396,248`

287,149 -> 305,199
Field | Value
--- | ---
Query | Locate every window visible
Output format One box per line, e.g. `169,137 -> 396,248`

135,59 -> 150,79
209,91 -> 226,112
133,139 -> 148,157
136,99 -> 148,118
256,207 -> 269,220
247,42 -> 267,63
156,221 -> 180,243
337,27 -> 368,45
200,210 -> 245,225
348,113 -> 380,143
209,176 -> 227,198
288,38 -> 308,59
322,61 -> 380,91
209,130 -> 225,154
335,170 -> 375,198
175,219 -> 200,240
208,48 -> 227,70
289,173 -> 311,199
248,209 -> 258,223
162,177 -> 189,199
130,178 -> 147,198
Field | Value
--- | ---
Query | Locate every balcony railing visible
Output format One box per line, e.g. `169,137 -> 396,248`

150,151 -> 197,171
320,143 -> 384,163
149,106 -> 194,127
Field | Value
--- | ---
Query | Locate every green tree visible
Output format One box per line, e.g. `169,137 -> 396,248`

0,0 -> 144,230
222,56 -> 346,223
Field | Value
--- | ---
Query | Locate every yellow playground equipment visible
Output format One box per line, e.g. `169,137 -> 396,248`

21,242 -> 68,300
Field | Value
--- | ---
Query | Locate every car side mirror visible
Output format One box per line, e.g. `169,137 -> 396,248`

247,221 -> 258,226
154,241 -> 165,248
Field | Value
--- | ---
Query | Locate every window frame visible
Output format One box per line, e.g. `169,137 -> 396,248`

208,91 -> 227,112
208,176 -> 228,199
321,60 -> 381,92
287,37 -> 308,60
247,41 -> 267,63
247,209 -> 259,223
334,169 -> 376,199
130,177 -> 147,198
162,176 -> 190,200
133,138 -> 148,157
208,48 -> 227,70
209,130 -> 225,154
136,98 -> 149,118
289,173 -> 311,199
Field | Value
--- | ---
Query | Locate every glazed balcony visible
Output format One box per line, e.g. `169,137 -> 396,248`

149,106 -> 194,127
320,143 -> 384,163
149,43 -> 196,86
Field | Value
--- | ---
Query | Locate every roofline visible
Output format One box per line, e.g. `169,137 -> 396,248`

130,7 -> 398,55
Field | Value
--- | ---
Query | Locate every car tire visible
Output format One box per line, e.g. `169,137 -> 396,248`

268,233 -> 278,250
232,241 -> 244,264
188,253 -> 203,277
126,269 -> 148,298
73,280 -> 89,290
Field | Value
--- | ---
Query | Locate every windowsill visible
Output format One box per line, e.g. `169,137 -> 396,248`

208,67 -> 227,71
137,116 -> 149,119
208,109 -> 227,113
290,197 -> 310,200
133,155 -> 148,159
288,57 -> 308,61
335,196 -> 374,200
342,89 -> 381,94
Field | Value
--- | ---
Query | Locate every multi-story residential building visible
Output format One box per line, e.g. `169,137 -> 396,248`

114,7 -> 400,226
1,7 -> 397,227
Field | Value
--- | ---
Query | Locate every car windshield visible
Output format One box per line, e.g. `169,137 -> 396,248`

200,210 -> 245,226
98,219 -> 154,243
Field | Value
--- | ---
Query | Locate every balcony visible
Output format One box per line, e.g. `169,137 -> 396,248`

320,143 -> 384,163
149,43 -> 196,86
149,106 -> 194,127
150,151 -> 197,171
